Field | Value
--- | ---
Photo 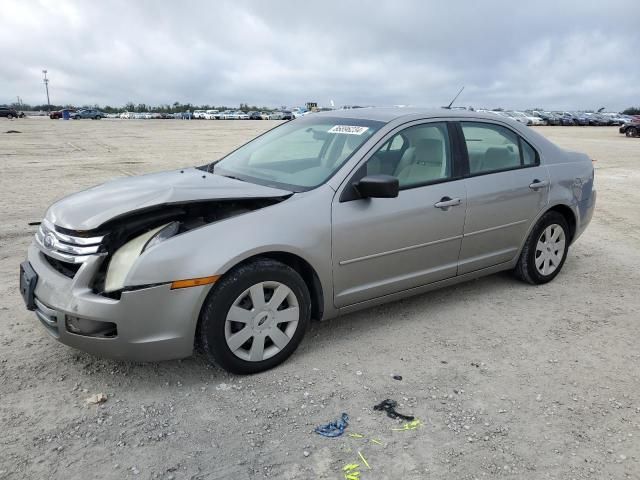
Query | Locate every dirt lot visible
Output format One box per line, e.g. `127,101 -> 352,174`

1,118 -> 639,480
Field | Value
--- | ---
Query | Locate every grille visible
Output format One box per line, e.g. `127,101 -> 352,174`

43,254 -> 81,278
35,219 -> 105,264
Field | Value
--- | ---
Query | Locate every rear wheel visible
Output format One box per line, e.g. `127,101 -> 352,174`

7,114 -> 13,119
515,211 -> 570,285
198,259 -> 311,374
626,127 -> 638,138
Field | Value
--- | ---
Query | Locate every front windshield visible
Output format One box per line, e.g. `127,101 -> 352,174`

213,116 -> 384,191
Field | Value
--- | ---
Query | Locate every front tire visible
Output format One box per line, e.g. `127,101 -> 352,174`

515,211 -> 570,285
198,259 -> 311,374
627,127 -> 638,138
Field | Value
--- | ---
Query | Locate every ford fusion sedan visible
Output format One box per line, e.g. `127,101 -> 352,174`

20,108 -> 596,374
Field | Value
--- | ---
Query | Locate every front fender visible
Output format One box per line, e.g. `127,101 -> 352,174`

124,186 -> 334,298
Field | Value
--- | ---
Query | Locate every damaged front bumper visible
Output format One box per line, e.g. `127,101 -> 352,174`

25,243 -> 212,361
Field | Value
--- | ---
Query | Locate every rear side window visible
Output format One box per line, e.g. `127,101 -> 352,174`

461,122 -> 537,174
521,140 -> 537,166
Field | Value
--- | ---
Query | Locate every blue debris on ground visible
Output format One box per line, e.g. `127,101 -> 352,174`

314,413 -> 350,437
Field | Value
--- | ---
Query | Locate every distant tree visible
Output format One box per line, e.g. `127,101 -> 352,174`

622,107 -> 640,115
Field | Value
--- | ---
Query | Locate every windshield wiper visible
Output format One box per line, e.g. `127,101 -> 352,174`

220,174 -> 246,182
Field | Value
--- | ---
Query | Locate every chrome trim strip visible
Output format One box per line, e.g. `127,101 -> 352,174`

42,218 -> 104,245
339,235 -> 463,266
34,233 -> 101,263
50,241 -> 100,255
34,298 -> 58,318
463,219 -> 528,237
35,309 -> 57,326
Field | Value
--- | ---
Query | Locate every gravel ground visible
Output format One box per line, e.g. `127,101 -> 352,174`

1,118 -> 639,480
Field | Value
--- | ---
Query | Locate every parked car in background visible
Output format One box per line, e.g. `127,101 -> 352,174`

281,110 -> 294,120
260,112 -> 271,120
515,111 -> 545,126
49,108 -> 77,119
120,111 -> 133,119
291,108 -> 310,118
584,113 -> 609,126
269,111 -> 284,120
218,110 -> 234,119
204,110 -> 220,120
21,108 -> 596,373
1,106 -> 24,119
193,110 -> 206,119
619,121 -> 640,137
529,111 -> 560,126
237,111 -> 249,120
494,111 -> 529,125
569,112 -> 589,126
553,112 -> 577,126
248,111 -> 262,120
72,109 -> 105,120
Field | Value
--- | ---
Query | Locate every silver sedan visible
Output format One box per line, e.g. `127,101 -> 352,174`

21,108 -> 596,373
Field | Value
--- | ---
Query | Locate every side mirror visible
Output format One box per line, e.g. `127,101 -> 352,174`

355,175 -> 399,199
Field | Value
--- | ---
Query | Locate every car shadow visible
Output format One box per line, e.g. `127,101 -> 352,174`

59,269 -> 537,388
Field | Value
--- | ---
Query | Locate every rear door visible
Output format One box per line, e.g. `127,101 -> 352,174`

457,121 -> 549,274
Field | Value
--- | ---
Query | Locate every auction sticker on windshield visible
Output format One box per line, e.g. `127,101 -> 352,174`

328,125 -> 369,135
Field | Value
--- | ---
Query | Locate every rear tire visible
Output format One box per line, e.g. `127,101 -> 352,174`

7,114 -> 13,119
198,258 -> 311,374
515,211 -> 570,285
627,127 -> 638,138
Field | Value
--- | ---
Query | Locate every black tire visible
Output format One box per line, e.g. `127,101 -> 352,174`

515,211 -> 570,285
627,127 -> 638,138
198,258 -> 311,374
95,115 -> 101,120
7,114 -> 13,120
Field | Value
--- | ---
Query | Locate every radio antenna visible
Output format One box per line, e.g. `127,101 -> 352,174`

444,86 -> 465,109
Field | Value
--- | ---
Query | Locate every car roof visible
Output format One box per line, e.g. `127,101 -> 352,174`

313,107 -> 513,123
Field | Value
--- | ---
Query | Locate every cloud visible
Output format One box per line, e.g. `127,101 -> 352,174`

1,0 -> 638,110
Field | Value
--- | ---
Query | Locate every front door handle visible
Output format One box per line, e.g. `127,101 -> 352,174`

529,179 -> 549,190
434,196 -> 461,209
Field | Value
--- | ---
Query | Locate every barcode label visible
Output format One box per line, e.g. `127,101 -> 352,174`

328,125 -> 369,135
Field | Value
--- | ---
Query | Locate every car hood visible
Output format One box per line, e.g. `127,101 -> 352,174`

46,167 -> 292,231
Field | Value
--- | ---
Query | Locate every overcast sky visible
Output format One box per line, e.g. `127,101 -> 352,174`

2,0 -> 639,111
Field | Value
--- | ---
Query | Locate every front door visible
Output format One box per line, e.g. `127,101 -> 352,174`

331,121 -> 467,308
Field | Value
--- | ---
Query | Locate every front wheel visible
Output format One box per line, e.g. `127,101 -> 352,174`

198,259 -> 311,374
7,114 -> 13,119
626,127 -> 638,138
515,211 -> 570,285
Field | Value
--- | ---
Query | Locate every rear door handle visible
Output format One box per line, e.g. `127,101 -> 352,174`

434,197 -> 462,209
529,179 -> 549,190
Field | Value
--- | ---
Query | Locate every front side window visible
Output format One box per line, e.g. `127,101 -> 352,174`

365,122 -> 452,188
214,116 -> 383,190
461,122 -> 536,174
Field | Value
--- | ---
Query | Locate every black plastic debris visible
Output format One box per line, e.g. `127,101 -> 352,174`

5,130 -> 21,134
373,399 -> 414,421
392,375 -> 402,381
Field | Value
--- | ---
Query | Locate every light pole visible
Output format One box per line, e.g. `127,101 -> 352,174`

42,70 -> 51,112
